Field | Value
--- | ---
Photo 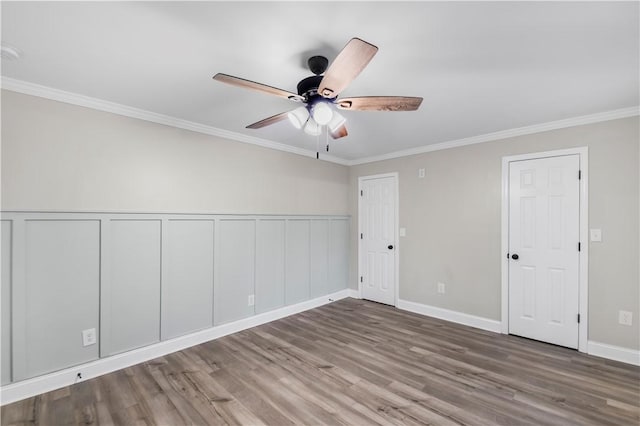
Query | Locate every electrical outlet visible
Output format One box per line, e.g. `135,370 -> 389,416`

418,168 -> 425,178
82,328 -> 96,347
248,294 -> 255,306
619,310 -> 633,326
399,227 -> 406,237
437,282 -> 445,294
590,229 -> 602,242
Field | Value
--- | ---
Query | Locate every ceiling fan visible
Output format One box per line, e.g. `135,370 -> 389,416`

213,37 -> 423,144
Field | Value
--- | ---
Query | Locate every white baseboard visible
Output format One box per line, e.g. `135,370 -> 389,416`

397,300 -> 640,367
6,293 -> 635,405
0,289 -> 351,406
397,299 -> 502,333
587,341 -> 640,366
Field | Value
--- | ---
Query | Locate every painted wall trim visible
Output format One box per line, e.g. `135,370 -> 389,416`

2,77 -> 637,167
398,299 -> 639,366
0,289 -> 351,406
1,211 -> 350,219
397,299 -> 502,333
350,106 -> 639,165
587,341 -> 640,366
347,288 -> 361,298
0,77 -> 350,166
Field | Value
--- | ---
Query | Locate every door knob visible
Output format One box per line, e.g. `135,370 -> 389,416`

511,253 -> 519,260
388,245 -> 394,250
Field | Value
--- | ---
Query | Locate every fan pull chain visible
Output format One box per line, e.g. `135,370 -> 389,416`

326,126 -> 329,152
316,131 -> 320,159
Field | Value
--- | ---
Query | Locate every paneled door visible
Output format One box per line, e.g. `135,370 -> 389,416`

359,174 -> 397,306
508,155 -> 580,348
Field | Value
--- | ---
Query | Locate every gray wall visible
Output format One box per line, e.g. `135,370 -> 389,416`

1,90 -> 349,215
0,90 -> 352,385
349,117 -> 639,350
1,87 -> 637,382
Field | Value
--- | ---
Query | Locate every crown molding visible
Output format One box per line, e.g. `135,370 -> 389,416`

0,77 -> 350,166
350,106 -> 640,165
2,77 -> 637,167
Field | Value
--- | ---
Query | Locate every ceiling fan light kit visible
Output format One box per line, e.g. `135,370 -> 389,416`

303,118 -> 321,136
287,106 -> 309,129
213,37 -> 423,155
327,111 -> 346,132
311,102 -> 333,125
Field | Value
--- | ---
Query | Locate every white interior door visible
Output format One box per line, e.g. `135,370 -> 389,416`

360,175 -> 397,306
508,154 -> 580,348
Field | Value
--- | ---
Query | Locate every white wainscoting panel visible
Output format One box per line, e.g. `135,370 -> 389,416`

162,220 -> 215,340
255,219 -> 286,314
1,212 -> 350,402
329,219 -> 350,293
0,288 -> 351,406
16,220 -> 100,381
101,220 -> 161,356
215,220 -> 256,325
285,220 -> 311,305
310,220 -> 329,298
1,220 -> 12,385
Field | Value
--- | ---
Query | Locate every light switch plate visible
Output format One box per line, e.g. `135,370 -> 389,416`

590,229 -> 602,242
248,294 -> 255,306
82,328 -> 96,347
399,228 -> 406,237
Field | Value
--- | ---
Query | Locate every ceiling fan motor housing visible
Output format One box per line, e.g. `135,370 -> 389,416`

297,75 -> 323,97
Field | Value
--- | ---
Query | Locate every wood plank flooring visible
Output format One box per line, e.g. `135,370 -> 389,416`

2,298 -> 639,425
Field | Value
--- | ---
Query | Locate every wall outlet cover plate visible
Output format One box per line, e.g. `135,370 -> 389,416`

82,328 -> 96,346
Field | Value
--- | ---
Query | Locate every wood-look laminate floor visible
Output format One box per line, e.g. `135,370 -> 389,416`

2,298 -> 639,426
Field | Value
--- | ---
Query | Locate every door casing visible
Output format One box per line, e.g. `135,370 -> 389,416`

501,147 -> 589,353
357,172 -> 399,306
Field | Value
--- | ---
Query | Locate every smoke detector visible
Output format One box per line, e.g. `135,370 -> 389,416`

1,45 -> 22,61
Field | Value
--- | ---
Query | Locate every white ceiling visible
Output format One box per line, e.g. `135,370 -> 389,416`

2,1 -> 638,161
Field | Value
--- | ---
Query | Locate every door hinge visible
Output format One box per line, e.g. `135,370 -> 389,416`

577,313 -> 581,323
360,190 -> 363,196
360,233 -> 363,239
578,242 -> 581,252
506,252 -> 509,259
578,170 -> 582,180
360,276 -> 363,283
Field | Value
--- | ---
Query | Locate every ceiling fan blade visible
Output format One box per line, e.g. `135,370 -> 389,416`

337,96 -> 423,111
246,111 -> 291,129
318,38 -> 378,99
213,73 -> 304,102
330,125 -> 348,140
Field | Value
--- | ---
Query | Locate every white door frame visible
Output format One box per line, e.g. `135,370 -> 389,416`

501,147 -> 589,353
357,172 -> 400,306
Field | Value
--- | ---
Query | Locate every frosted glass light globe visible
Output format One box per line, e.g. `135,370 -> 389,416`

287,106 -> 309,129
311,102 -> 333,125
303,118 -> 321,136
328,111 -> 346,132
